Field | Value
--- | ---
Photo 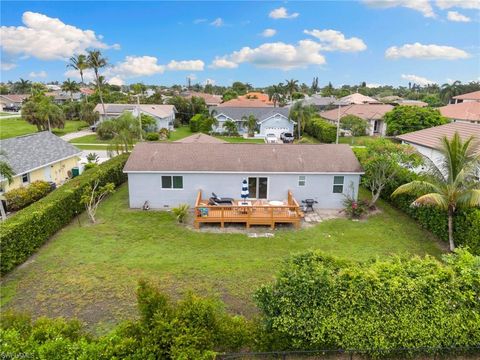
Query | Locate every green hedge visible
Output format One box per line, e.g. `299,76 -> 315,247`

4,181 -> 52,211
304,117 -> 336,143
255,250 -> 480,356
0,154 -> 129,275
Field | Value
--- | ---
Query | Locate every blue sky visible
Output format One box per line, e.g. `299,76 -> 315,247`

1,1 -> 479,87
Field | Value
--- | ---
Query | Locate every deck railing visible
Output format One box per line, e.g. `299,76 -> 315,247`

193,190 -> 302,229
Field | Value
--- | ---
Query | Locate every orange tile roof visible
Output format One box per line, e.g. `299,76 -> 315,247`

452,90 -> 480,101
439,102 -> 480,121
239,92 -> 273,105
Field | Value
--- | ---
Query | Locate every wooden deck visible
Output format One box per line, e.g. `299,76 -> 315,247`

194,190 -> 303,229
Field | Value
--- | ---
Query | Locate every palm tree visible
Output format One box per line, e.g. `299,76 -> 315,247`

67,54 -> 89,85
14,78 -> 31,94
285,79 -> 299,101
0,151 -> 15,221
268,84 -> 284,108
242,114 -> 257,137
99,112 -> 143,154
392,133 -> 480,251
61,79 -> 80,101
289,102 -> 316,139
87,50 -> 108,116
440,81 -> 462,104
37,97 -> 65,132
223,120 -> 238,136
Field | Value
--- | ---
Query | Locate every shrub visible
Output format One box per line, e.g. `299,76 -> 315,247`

340,114 -> 369,136
342,194 -> 368,219
0,154 -> 128,274
96,121 -> 114,140
145,132 -> 159,141
158,127 -> 170,140
172,203 -> 190,223
4,181 -> 52,211
384,106 -> 448,136
304,116 -> 336,143
83,163 -> 97,171
255,249 -> 480,356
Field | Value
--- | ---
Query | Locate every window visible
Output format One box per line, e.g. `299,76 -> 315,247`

298,175 -> 306,187
333,176 -> 344,193
21,173 -> 29,184
161,176 -> 183,189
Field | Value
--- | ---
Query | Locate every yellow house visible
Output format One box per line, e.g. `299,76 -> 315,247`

0,132 -> 81,195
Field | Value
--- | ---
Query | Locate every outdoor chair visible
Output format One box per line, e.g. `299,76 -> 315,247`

211,192 -> 234,205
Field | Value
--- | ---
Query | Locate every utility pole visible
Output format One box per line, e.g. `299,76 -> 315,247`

335,103 -> 340,144
136,95 -> 143,141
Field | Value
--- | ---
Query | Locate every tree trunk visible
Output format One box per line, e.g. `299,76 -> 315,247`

95,71 -> 106,116
448,209 -> 455,252
0,200 -> 7,221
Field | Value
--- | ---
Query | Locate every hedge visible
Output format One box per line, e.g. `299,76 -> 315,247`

4,181 -> 52,211
255,249 -> 480,356
304,117 -> 336,143
0,154 -> 129,275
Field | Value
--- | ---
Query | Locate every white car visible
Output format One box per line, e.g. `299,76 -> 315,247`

264,133 -> 278,144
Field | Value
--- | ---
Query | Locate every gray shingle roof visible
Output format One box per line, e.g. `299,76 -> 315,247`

214,107 -> 290,122
0,132 -> 81,176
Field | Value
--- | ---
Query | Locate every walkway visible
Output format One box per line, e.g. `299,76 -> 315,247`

60,129 -> 92,141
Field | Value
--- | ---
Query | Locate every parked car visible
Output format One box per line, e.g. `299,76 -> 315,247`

3,105 -> 21,112
280,132 -> 294,143
264,133 -> 278,144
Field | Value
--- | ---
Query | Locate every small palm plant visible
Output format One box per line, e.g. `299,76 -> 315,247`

392,132 -> 480,251
172,204 -> 190,224
242,114 -> 257,137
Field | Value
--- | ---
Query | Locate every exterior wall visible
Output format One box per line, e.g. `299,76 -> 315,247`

259,115 -> 294,137
213,114 -> 246,135
369,119 -> 387,136
127,172 -> 361,209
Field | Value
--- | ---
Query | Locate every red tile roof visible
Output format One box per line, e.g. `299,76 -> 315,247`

0,94 -> 30,103
452,90 -> 480,101
439,102 -> 480,121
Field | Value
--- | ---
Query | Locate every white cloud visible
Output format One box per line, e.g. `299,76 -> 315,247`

108,76 -> 124,86
0,11 -> 119,61
210,40 -> 326,70
64,68 -> 95,83
304,29 -> 367,52
1,62 -> 17,71
109,56 -> 165,78
436,0 -> 480,10
446,11 -> 471,22
204,78 -> 215,85
385,42 -> 470,60
362,0 -> 435,17
269,7 -> 299,19
261,28 -> 277,38
193,18 -> 207,24
210,18 -> 224,27
366,83 -> 383,88
29,70 -> 47,78
401,74 -> 436,86
166,60 -> 204,71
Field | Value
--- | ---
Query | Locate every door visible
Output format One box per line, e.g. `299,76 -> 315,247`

265,127 -> 289,139
44,166 -> 52,182
248,177 -> 268,199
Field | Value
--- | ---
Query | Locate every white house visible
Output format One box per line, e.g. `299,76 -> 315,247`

94,103 -> 176,131
213,107 -> 295,139
123,142 -> 364,210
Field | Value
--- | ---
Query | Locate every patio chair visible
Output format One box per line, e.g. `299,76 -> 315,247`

211,192 -> 234,205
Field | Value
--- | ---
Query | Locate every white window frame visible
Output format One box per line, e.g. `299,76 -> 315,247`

161,175 -> 183,190
21,173 -> 30,184
333,176 -> 344,194
298,175 -> 306,187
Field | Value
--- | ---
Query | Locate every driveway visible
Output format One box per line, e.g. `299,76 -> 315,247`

80,149 -> 113,164
61,129 -> 92,141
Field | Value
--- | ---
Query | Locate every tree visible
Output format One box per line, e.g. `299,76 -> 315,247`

22,94 -> 65,131
222,89 -> 238,102
340,115 -> 369,136
222,119 -> 238,136
61,79 -> 80,101
98,112 -> 143,154
68,54 -> 89,84
285,79 -> 299,101
289,102 -> 316,138
311,77 -> 319,93
87,50 -> 108,116
355,139 -> 422,207
80,180 -> 115,223
79,101 -> 99,126
13,78 -> 31,94
440,81 -> 462,104
392,133 -> 480,251
242,114 -> 258,137
0,151 -> 15,221
231,81 -> 248,95
267,84 -> 284,107
384,106 -> 449,136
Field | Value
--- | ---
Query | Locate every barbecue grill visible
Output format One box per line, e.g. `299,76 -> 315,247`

302,199 -> 318,212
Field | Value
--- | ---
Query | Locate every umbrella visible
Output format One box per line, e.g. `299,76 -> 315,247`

241,178 -> 249,203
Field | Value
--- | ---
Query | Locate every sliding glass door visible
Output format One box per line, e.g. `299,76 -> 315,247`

248,177 -> 268,199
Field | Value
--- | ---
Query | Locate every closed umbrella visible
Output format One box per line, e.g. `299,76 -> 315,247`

241,178 -> 249,204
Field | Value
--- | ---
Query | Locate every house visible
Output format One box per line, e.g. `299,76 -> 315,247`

378,96 -> 428,107
238,92 -> 274,105
0,94 -> 29,110
175,133 -> 226,143
299,95 -> 337,110
339,92 -> 380,105
0,132 -> 82,194
396,122 -> 480,170
439,102 -> 480,124
212,107 -> 294,138
180,91 -> 223,106
217,98 -> 273,108
94,103 -> 177,130
451,90 -> 480,104
123,142 -> 363,210
319,104 -> 394,136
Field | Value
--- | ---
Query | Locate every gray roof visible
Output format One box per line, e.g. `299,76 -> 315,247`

301,95 -> 337,106
214,107 -> 290,122
0,132 -> 81,176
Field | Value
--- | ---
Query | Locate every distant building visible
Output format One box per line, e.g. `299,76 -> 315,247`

180,91 -> 222,106
439,102 -> 480,125
451,90 -> 480,104
339,92 -> 380,105
0,94 -> 29,110
218,98 -> 273,108
299,95 -> 337,110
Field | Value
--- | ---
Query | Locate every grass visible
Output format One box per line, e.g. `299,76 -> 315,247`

217,136 -> 265,143
1,185 -> 444,333
0,117 -> 88,139
338,136 -> 376,146
168,126 -> 193,141
70,134 -> 110,144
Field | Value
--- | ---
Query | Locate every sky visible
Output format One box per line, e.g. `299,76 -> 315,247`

1,1 -> 479,88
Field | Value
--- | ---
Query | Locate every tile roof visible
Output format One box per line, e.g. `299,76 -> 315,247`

238,92 -> 273,105
214,107 -> 290,121
439,102 -> 480,121
124,143 -> 363,173
339,93 -> 380,104
396,122 -> 480,153
301,95 -> 337,106
0,132 -> 81,176
452,90 -> 480,101
0,94 -> 30,103
218,98 -> 273,107
175,133 -> 226,143
320,104 -> 394,121
94,103 -> 176,118
181,91 -> 222,105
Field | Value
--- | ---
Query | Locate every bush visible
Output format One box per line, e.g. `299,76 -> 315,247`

4,181 -> 53,211
172,203 -> 189,223
255,249 -> 480,356
158,127 -> 170,140
342,194 -> 368,219
384,106 -> 449,136
145,132 -> 159,141
96,121 -> 114,140
340,114 -> 369,136
304,116 -> 336,143
0,154 -> 128,275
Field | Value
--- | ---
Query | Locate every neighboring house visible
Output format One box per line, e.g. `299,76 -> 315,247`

175,133 -> 226,143
439,102 -> 480,125
217,98 -> 273,108
0,94 -> 29,110
319,104 -> 394,136
94,103 -> 177,130
212,107 -> 294,138
123,142 -> 363,209
299,95 -> 337,110
339,92 -> 380,105
45,91 -> 77,104
378,96 -> 428,107
0,132 -> 81,195
451,90 -> 480,104
396,122 -> 480,171
180,91 -> 223,106
238,92 -> 274,106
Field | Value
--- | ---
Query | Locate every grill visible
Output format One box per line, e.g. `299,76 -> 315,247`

301,199 -> 318,212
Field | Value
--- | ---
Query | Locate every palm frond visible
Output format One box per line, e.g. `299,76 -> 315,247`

391,180 -> 441,198
457,189 -> 480,208
413,193 -> 448,209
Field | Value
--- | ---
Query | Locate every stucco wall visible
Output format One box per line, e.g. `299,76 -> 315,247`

259,115 -> 294,136
127,172 -> 361,209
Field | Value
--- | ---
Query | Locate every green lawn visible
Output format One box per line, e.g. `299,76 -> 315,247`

0,117 -> 88,139
70,134 -> 111,144
168,126 -> 193,141
338,136 -> 376,146
217,136 -> 265,143
1,185 -> 444,333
